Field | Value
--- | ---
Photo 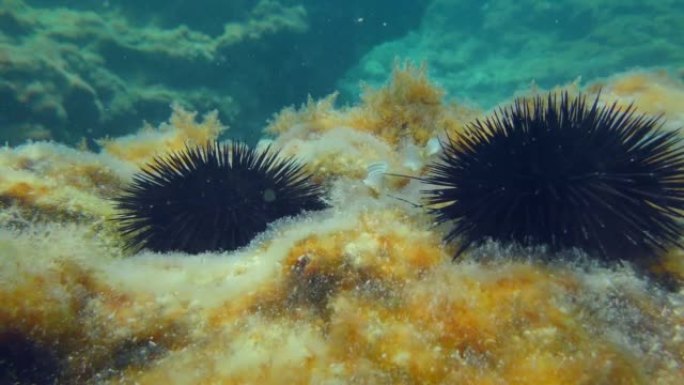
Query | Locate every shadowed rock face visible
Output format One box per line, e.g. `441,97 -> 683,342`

0,0 -> 430,146
0,330 -> 61,385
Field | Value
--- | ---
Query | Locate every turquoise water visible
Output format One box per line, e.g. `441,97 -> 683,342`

0,0 -> 682,145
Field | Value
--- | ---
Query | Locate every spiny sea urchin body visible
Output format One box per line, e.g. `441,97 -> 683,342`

423,92 -> 684,261
114,142 -> 326,254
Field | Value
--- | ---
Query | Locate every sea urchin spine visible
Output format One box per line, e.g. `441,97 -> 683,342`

423,92 -> 684,261
114,142 -> 327,254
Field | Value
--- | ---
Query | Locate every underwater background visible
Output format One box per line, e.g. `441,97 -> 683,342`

1,1 -> 684,384
2,0 -> 683,146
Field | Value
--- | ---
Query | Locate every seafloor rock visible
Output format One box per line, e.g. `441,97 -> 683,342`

0,68 -> 682,384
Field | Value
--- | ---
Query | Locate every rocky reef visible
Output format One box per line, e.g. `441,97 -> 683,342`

0,65 -> 682,384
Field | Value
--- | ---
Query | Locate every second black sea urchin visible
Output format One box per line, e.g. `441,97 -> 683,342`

114,142 -> 327,254
423,92 -> 684,261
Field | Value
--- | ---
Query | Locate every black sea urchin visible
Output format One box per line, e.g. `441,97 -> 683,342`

114,142 -> 326,254
423,92 -> 684,261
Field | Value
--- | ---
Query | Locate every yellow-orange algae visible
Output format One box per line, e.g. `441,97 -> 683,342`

100,103 -> 225,166
1,215 -> 682,384
267,62 -> 479,148
587,70 -> 684,123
